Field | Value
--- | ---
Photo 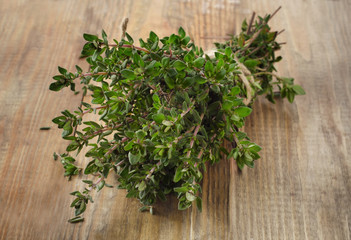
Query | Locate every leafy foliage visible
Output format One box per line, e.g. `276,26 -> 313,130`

50,12 -> 304,222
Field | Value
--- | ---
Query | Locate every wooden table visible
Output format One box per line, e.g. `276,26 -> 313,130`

0,0 -> 350,239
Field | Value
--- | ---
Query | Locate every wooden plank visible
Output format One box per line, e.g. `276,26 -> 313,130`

0,0 -> 350,239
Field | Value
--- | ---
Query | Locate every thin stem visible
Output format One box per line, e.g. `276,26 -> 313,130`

80,72 -> 117,77
234,56 -> 253,105
82,105 -> 108,116
146,162 -> 161,180
268,6 -> 282,22
187,113 -> 205,158
115,160 -> 125,167
83,126 -> 112,140
254,71 -> 281,80
104,138 -> 128,157
120,44 -> 150,53
88,175 -> 105,191
247,12 -> 256,35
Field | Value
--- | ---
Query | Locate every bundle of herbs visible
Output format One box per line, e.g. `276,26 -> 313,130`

50,9 -> 305,223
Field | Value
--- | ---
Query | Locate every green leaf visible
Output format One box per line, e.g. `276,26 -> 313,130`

186,192 -> 196,202
287,91 -> 295,103
49,82 -> 64,91
222,100 -> 233,111
68,216 -> 84,223
121,69 -> 136,80
162,120 -> 173,127
161,57 -> 170,67
66,141 -> 80,152
173,60 -> 187,71
164,75 -> 175,89
225,47 -> 232,57
75,201 -> 86,216
234,107 -> 252,117
174,186 -> 188,193
124,141 -> 134,151
83,33 -> 99,42
182,77 -> 195,88
205,61 -> 214,74
178,27 -> 186,38
194,75 -> 207,84
138,181 -> 147,191
182,36 -> 191,45
248,144 -> 262,152
292,85 -> 306,95
173,167 -> 182,182
136,130 -> 147,140
178,200 -> 191,210
125,32 -> 134,44
196,197 -> 202,212
58,66 -> 67,75
152,94 -> 161,109
152,113 -> 165,124
282,77 -> 294,85
128,152 -> 141,165
194,57 -> 205,68
244,59 -> 259,68
230,86 -> 241,96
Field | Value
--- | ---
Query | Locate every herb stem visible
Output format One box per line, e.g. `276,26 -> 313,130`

80,72 -> 117,77
82,105 -> 108,115
254,71 -> 281,80
120,44 -> 150,53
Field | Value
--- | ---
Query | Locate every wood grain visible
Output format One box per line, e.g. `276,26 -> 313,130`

0,0 -> 350,239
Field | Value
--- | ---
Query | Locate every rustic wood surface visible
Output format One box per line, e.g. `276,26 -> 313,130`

0,0 -> 350,239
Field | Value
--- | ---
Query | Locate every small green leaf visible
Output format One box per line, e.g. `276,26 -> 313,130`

248,144 -> 262,152
128,152 -> 141,165
196,197 -> 202,212
292,85 -> 306,95
68,216 -> 84,223
230,86 -> 241,96
153,113 -> 165,124
182,77 -> 195,88
173,167 -> 182,182
194,57 -> 205,68
178,27 -> 186,38
173,60 -> 187,71
194,75 -> 207,84
234,107 -> 252,117
121,69 -> 136,80
174,186 -> 188,192
205,61 -> 214,74
164,75 -> 175,89
287,91 -> 295,103
58,66 -> 67,75
161,57 -> 170,67
244,59 -> 259,68
49,82 -> 64,91
225,47 -> 232,57
162,120 -> 173,127
75,201 -> 86,216
138,181 -> 147,191
152,94 -> 161,109
222,100 -> 233,111
136,130 -> 147,140
83,33 -> 99,42
186,192 -> 196,202
124,141 -> 134,151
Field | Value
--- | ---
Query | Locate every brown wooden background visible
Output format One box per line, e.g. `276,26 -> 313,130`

0,0 -> 350,239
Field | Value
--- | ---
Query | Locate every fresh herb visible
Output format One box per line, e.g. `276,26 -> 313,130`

49,9 -> 305,222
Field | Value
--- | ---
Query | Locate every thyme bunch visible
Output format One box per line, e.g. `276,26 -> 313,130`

50,9 -> 305,223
